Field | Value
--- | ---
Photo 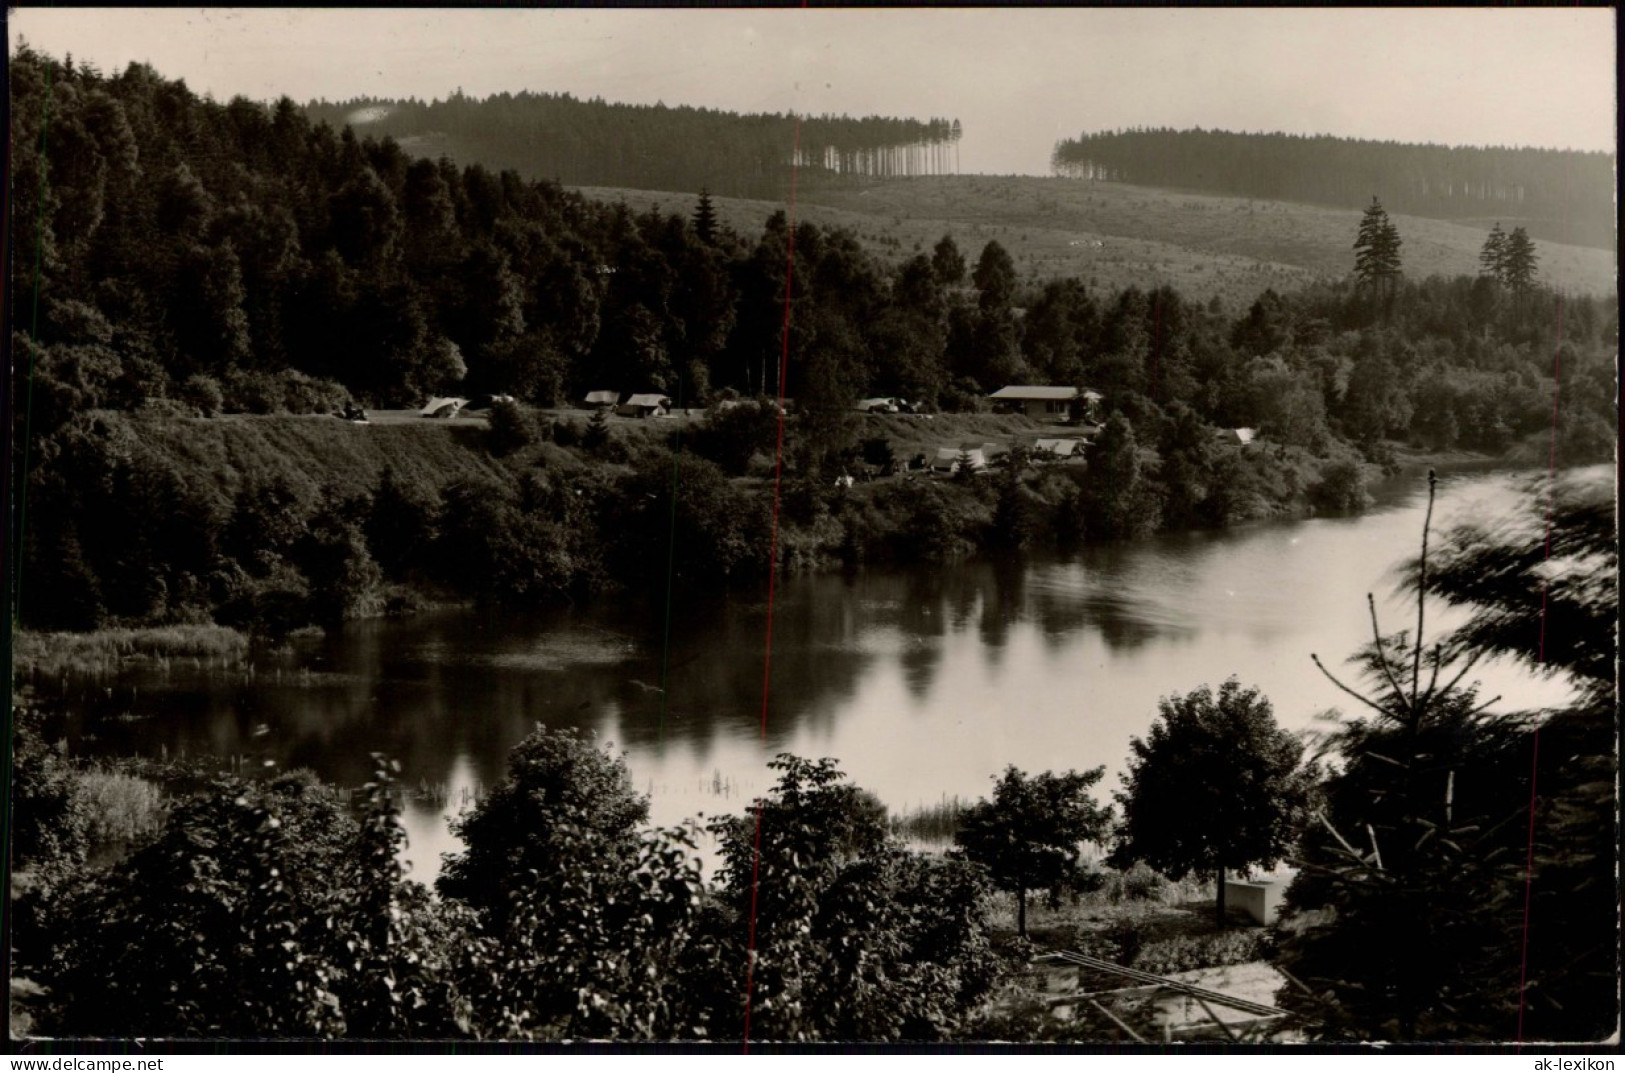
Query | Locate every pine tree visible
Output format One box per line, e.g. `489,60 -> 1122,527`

1499,226 -> 1538,292
1478,223 -> 1506,279
1353,197 -> 1403,302
691,188 -> 717,246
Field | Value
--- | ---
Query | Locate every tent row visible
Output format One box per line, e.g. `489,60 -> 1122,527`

582,391 -> 675,417
929,438 -> 1086,474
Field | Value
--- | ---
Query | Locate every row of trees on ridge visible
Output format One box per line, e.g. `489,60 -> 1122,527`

1051,128 -> 1615,250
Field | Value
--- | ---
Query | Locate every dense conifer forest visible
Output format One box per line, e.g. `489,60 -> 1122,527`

1052,129 -> 1615,250
303,92 -> 961,199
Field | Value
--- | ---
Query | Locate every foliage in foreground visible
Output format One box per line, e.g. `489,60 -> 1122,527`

1276,471 -> 1618,1042
30,764 -> 465,1037
15,730 -> 1003,1042
706,756 -> 1002,1042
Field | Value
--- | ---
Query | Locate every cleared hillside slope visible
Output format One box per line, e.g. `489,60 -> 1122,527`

576,175 -> 1614,305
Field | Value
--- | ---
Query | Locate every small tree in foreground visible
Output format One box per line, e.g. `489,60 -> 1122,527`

954,765 -> 1113,937
438,726 -> 647,927
1277,471 -> 1618,1042
438,726 -> 705,1039
707,756 -> 999,1042
1113,679 -> 1310,926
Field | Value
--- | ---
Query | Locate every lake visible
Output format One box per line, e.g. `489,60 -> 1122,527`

57,464 -> 1582,880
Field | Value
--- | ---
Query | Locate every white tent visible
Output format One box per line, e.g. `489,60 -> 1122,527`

615,393 -> 672,417
1034,437 -> 1082,459
1214,427 -> 1258,446
419,396 -> 467,418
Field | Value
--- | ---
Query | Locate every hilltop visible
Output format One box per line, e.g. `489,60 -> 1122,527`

304,93 -> 959,201
1051,128 -> 1615,251
576,175 -> 1616,307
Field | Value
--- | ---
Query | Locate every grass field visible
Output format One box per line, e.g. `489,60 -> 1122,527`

93,409 -> 511,514
574,175 -> 1615,306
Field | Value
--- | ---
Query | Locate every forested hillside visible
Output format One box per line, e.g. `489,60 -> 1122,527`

303,93 -> 961,199
1052,129 -> 1615,250
9,45 -> 1616,637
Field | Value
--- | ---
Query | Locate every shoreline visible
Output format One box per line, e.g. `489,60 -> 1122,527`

9,442 -> 1574,681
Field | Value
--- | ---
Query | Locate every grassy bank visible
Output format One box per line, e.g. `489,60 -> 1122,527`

12,624 -> 250,678
17,405 -> 1413,640
94,408 -> 511,514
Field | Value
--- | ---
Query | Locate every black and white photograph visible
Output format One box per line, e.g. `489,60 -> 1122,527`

5,6 -> 1618,1050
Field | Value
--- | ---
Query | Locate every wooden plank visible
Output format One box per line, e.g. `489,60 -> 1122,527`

1193,995 -> 1241,1042
1045,950 -> 1284,1018
1047,983 -> 1166,1006
1085,999 -> 1149,1044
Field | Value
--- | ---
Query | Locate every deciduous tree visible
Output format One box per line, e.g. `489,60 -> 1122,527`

1114,679 -> 1310,924
707,756 -> 1000,1041
954,765 -> 1113,937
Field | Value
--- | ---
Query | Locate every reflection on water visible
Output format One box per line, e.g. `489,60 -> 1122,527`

57,467 -> 1584,880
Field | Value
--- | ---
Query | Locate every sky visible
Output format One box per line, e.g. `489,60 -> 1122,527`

9,7 -> 1617,175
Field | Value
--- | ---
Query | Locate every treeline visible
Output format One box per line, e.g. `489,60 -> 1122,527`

302,92 -> 961,198
1051,129 -> 1616,250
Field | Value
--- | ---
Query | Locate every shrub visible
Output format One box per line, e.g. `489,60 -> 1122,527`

39,771 -> 354,1037
366,466 -> 440,580
439,726 -> 648,923
1097,862 -> 1170,904
179,374 -> 225,417
551,417 -> 582,448
1135,928 -> 1273,976
688,400 -> 779,476
77,768 -> 169,846
706,756 -> 1000,1042
859,436 -> 895,470
298,506 -> 386,623
485,399 -> 538,456
136,396 -> 199,420
220,368 -> 286,414
280,370 -> 351,414
1308,456 -> 1370,513
905,482 -> 991,562
607,450 -> 772,586
214,562 -> 314,639
10,710 -> 92,873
